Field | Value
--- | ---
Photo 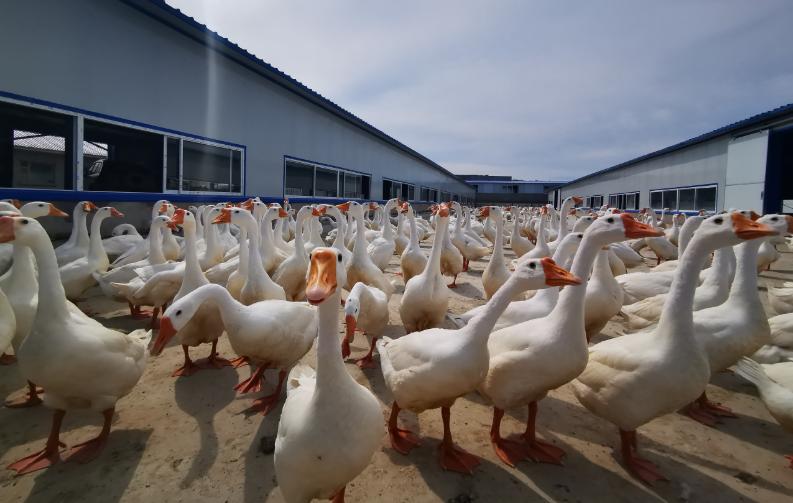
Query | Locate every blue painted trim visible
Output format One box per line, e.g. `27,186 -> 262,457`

0,188 -> 252,203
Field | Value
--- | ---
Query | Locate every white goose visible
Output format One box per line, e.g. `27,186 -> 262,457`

450,202 -> 489,271
438,205 -> 464,287
380,256 -> 579,473
735,357 -> 793,471
1,216 -> 151,475
481,206 -> 510,299
149,208 -> 227,377
572,212 -> 775,484
399,203 -> 450,333
509,210 -> 534,258
55,201 -> 96,266
275,248 -> 382,502
342,282 -> 389,368
102,224 -> 143,260
367,198 -> 398,271
583,247 -> 624,342
769,282 -> 793,315
158,283 -> 316,416
345,202 -> 395,298
59,206 -> 123,299
400,203 -> 427,283
273,205 -> 317,301
481,214 -> 660,467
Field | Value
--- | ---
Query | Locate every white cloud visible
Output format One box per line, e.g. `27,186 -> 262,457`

167,0 -> 793,180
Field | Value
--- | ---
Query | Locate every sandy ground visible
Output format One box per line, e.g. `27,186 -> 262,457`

1,239 -> 793,503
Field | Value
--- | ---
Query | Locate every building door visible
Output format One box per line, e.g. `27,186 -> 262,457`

765,123 -> 793,214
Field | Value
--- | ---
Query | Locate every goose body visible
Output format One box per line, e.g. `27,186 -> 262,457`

400,205 -> 427,283
342,282 -> 389,367
584,248 -> 624,341
345,202 -> 395,298
54,201 -> 95,266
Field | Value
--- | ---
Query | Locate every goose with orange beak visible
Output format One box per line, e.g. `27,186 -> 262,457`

574,213 -> 777,484
274,247 -> 382,503
55,201 -> 97,266
380,256 -> 580,474
342,281 -> 389,368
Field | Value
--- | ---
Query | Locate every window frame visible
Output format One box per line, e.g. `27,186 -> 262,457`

649,183 -> 718,212
0,94 -> 245,196
283,156 -> 371,200
608,191 -> 639,210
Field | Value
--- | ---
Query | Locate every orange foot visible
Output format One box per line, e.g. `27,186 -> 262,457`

64,436 -> 108,464
699,399 -> 737,418
7,444 -> 64,475
354,354 -> 377,369
625,453 -> 668,485
0,353 -> 17,365
171,361 -> 201,377
524,437 -> 565,465
5,388 -> 43,408
447,283 -> 459,289
438,441 -> 480,474
229,356 -> 249,368
389,427 -> 421,455
246,393 -> 282,416
197,355 -> 232,370
683,404 -> 718,427
491,436 -> 528,467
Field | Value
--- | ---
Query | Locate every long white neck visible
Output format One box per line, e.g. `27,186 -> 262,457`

76,209 -> 91,248
87,213 -> 108,262
327,209 -> 345,251
489,212 -> 505,268
547,231 -> 600,333
148,224 -> 167,264
237,227 -> 249,275
536,215 -> 547,246
408,210 -> 419,248
678,217 -> 702,255
29,230 -> 70,319
467,272 -> 526,337
727,240 -> 763,305
382,204 -> 394,240
353,210 -> 368,258
195,212 -> 204,240
293,211 -> 310,259
175,221 -> 206,299
656,235 -> 713,338
424,215 -> 447,275
316,290 -> 354,392
702,246 -> 735,286
205,215 -> 220,256
4,244 -> 36,290
195,284 -> 239,328
245,219 -> 269,279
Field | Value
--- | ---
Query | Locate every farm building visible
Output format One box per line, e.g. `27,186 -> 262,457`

458,175 -> 566,206
0,0 -> 474,230
548,104 -> 793,214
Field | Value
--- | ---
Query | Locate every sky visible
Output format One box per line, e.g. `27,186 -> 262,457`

167,0 -> 793,182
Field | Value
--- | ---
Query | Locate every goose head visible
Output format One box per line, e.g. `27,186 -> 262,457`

1,199 -> 21,209
157,201 -> 175,217
81,201 -> 98,213
20,201 -> 68,219
171,208 -> 198,232
514,257 -> 581,289
585,213 -> 662,246
94,206 -> 124,221
152,284 -> 220,355
0,215 -> 47,245
305,247 -> 346,306
343,291 -> 362,340
213,206 -> 254,229
692,212 -> 776,249
112,223 -> 139,237
757,214 -> 793,244
151,215 -> 174,232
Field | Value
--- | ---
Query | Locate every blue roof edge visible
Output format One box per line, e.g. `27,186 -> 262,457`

119,0 -> 472,188
557,103 -> 793,188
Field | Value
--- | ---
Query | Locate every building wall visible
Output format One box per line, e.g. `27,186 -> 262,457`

558,136 -> 730,211
0,0 -> 472,202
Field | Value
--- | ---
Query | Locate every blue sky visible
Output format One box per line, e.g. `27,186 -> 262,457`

167,0 -> 793,182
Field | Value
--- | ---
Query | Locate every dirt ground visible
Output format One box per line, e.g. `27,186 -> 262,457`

1,239 -> 792,503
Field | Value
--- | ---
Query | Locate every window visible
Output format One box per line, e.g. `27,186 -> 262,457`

83,119 -> 164,192
165,137 -> 180,191
651,185 -> 717,212
1,101 -> 73,189
430,189 -> 439,202
625,192 -> 639,210
588,195 -> 603,208
401,183 -> 416,201
315,167 -> 338,197
608,195 -> 618,208
421,187 -> 430,201
180,140 -> 241,193
284,158 -> 369,199
441,191 -> 451,202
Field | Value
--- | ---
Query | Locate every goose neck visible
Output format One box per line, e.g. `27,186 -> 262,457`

237,226 -> 249,274
87,213 -> 108,262
467,272 -> 522,337
316,290 -> 353,390
28,229 -> 70,318
148,224 -> 167,264
728,240 -> 763,304
656,237 -> 712,337
425,215 -> 447,274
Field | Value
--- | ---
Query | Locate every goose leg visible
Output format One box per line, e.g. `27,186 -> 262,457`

490,407 -> 527,467
462,258 -> 469,272
522,401 -> 565,464
247,369 -> 287,416
5,380 -> 43,408
234,364 -> 266,394
171,345 -> 200,377
331,486 -> 346,503
0,352 -> 16,365
7,409 -> 66,474
229,355 -> 249,368
619,429 -> 668,484
447,275 -> 459,289
148,306 -> 161,330
387,402 -> 420,454
197,340 -> 232,370
438,406 -> 480,474
128,302 -> 151,319
354,336 -> 378,369
65,408 -> 114,464
696,391 -> 737,418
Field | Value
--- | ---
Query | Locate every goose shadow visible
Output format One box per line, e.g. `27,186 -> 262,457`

173,360 -> 238,489
449,282 -> 484,300
533,395 -> 792,499
247,397 -> 282,503
23,428 -> 152,503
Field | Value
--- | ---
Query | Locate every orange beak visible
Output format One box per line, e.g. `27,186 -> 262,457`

278,208 -> 289,218
541,257 -> 582,286
83,201 -> 98,212
9,199 -> 21,209
48,204 -> 69,217
158,202 -> 169,214
110,207 -> 124,218
345,314 -> 356,342
785,215 -> 793,234
620,214 -> 663,238
479,206 -> 491,217
241,200 -> 254,211
541,207 -> 548,215
212,208 -> 231,224
400,202 -> 409,213
437,204 -> 450,218
311,206 -> 325,217
305,249 -> 338,305
150,317 -> 176,356
336,202 -> 351,213
0,216 -> 15,243
749,210 -> 761,221
170,208 -> 186,226
369,202 -> 379,210
731,213 -> 777,240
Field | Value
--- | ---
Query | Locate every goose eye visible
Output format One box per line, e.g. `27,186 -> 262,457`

607,217 -> 614,223
337,254 -> 342,262
38,204 -> 44,207
123,230 -> 129,235
21,219 -> 29,225
772,217 -> 779,221
529,262 -> 536,269
713,217 -> 723,224
175,309 -> 182,316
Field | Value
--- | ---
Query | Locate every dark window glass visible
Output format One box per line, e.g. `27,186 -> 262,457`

315,167 -> 337,197
166,137 -> 180,191
662,189 -> 677,210
231,150 -> 241,193
382,180 -> 392,200
401,184 -> 410,201
626,193 -> 637,210
452,193 -> 459,202
650,191 -> 662,209
284,161 -> 314,196
678,188 -> 695,210
0,101 -> 73,189
344,173 -> 364,199
609,195 -> 618,207
182,140 -> 232,192
421,187 -> 430,201
84,119 -> 162,192
695,186 -> 717,211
